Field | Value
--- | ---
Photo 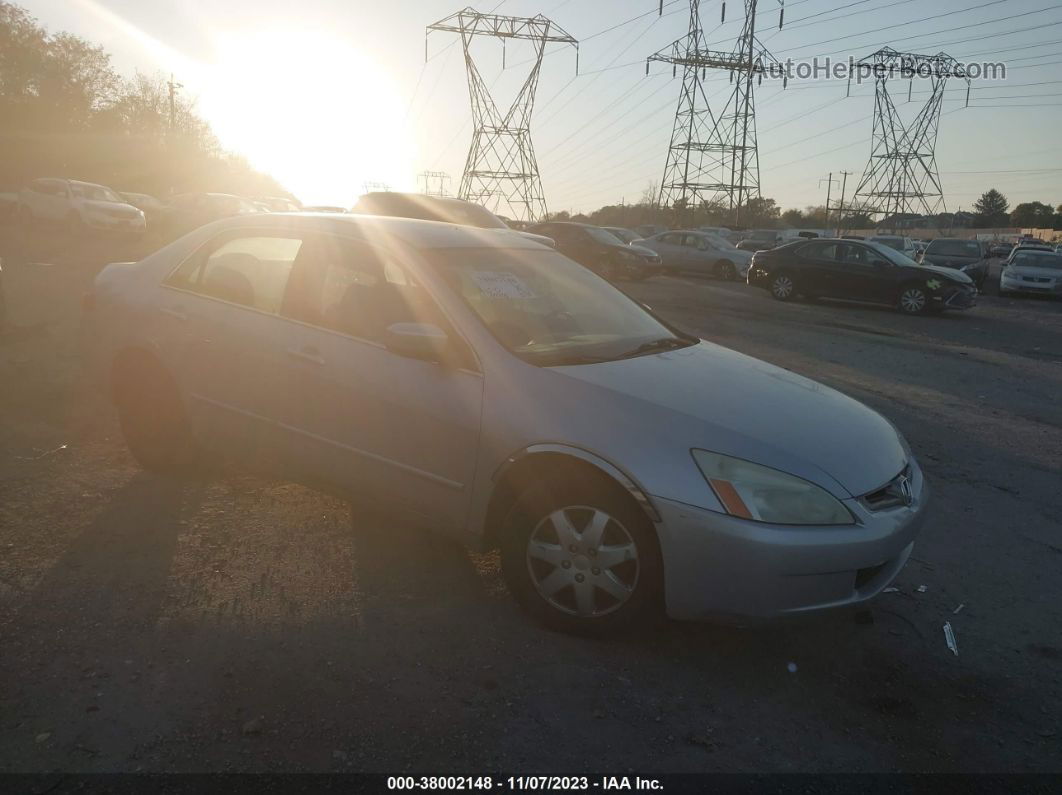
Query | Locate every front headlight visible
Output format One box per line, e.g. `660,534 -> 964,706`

692,450 -> 854,525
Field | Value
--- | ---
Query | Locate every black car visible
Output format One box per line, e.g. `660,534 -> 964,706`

526,222 -> 661,281
918,238 -> 990,289
747,238 -> 977,315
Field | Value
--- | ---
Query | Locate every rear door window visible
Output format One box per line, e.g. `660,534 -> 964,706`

167,233 -> 303,313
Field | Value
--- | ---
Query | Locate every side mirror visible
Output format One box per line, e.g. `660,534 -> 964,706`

384,322 -> 450,362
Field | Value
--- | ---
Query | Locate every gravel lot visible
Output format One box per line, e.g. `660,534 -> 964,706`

1,236 -> 1060,773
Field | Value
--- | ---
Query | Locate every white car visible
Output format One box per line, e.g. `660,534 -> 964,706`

869,235 -> 919,260
20,178 -> 146,235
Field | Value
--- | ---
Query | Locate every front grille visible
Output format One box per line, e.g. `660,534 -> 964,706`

1023,276 -> 1051,283
861,466 -> 913,511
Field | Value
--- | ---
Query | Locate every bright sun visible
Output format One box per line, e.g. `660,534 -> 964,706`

199,31 -> 414,205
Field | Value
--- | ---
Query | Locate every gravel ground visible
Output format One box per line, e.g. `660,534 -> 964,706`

0,237 -> 1060,774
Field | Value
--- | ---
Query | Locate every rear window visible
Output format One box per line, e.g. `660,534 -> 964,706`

927,240 -> 981,256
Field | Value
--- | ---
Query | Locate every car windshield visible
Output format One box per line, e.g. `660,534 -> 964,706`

703,233 -> 735,249
430,247 -> 693,366
606,229 -> 637,243
72,183 -> 121,202
928,240 -> 981,256
1012,253 -> 1062,270
866,241 -> 920,267
585,226 -> 623,246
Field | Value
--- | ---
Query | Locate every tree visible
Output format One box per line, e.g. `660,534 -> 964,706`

1011,201 -> 1055,228
738,197 -> 780,227
973,189 -> 1009,227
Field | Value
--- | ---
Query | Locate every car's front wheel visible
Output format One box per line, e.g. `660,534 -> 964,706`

769,272 -> 796,301
897,284 -> 930,315
501,473 -> 662,634
714,259 -> 736,281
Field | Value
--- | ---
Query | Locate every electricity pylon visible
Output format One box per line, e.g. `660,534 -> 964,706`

418,170 -> 451,197
851,47 -> 969,227
648,0 -> 784,225
427,8 -> 578,222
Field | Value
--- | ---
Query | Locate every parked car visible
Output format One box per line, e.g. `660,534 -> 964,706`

84,214 -> 929,632
1013,240 -> 1054,253
632,224 -> 667,239
19,178 -> 145,235
165,192 -> 259,234
988,242 -> 1014,258
602,227 -> 643,245
736,230 -> 781,253
748,238 -> 977,315
353,192 -> 553,248
254,196 -> 301,212
526,221 -> 661,281
698,226 -> 745,246
998,249 -> 1062,298
302,205 -> 348,213
868,235 -> 919,260
635,230 -> 752,280
841,235 -> 865,241
119,191 -> 168,226
918,238 -> 990,289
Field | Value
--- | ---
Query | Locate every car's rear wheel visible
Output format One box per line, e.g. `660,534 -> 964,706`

714,260 -> 736,281
114,359 -> 201,474
769,272 -> 796,301
500,473 -> 662,635
897,284 -> 930,315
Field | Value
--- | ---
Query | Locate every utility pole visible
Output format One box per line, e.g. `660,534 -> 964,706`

819,172 -> 838,232
426,9 -> 578,222
418,171 -> 451,197
647,1 -> 786,226
167,73 -> 184,130
834,170 -> 853,235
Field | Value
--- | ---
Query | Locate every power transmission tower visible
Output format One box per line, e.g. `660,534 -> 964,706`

362,181 -> 392,194
418,171 -> 451,197
851,48 -> 969,229
426,9 -> 578,223
167,73 -> 184,129
647,1 -> 785,225
819,172 -> 838,231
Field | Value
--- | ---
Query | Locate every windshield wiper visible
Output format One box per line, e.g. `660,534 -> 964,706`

615,337 -> 693,360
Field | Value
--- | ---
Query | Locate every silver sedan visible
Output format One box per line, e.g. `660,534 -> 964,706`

635,229 -> 754,280
85,214 -> 928,633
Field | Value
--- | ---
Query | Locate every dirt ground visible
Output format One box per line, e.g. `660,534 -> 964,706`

1,230 -> 1060,774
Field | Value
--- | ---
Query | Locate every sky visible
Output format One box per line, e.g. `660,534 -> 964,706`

22,0 -> 1062,214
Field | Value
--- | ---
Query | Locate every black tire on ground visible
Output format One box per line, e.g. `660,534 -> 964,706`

500,471 -> 663,635
114,359 -> 201,474
714,259 -> 736,281
769,272 -> 796,301
897,284 -> 931,315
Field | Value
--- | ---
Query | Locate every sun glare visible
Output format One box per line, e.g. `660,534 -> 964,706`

199,31 -> 414,205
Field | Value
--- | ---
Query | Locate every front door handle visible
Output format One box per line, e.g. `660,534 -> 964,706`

286,346 -> 325,366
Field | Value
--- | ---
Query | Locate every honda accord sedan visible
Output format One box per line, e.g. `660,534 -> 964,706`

85,214 -> 928,633
749,238 -> 976,314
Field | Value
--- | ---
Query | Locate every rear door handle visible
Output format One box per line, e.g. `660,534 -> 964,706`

159,306 -> 188,321
286,346 -> 325,366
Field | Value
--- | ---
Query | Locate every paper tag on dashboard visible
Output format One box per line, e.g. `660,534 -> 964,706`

471,271 -> 537,300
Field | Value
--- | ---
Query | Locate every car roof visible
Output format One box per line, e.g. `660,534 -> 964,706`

218,212 -> 549,251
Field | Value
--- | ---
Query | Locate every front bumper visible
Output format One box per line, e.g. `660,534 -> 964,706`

651,463 -> 929,622
938,284 -> 977,310
1000,276 -> 1061,295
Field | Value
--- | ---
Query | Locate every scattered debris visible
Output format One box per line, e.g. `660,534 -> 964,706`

787,662 -> 798,673
241,718 -> 262,736
943,622 -> 959,656
685,729 -> 716,750
953,603 -> 965,615
916,585 -> 928,593
883,586 -> 900,593
15,444 -> 68,461
35,732 -> 51,744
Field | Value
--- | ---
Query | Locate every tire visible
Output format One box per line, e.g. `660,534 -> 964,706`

897,284 -> 930,315
114,360 -> 201,474
714,260 -> 736,281
500,472 -> 663,635
769,272 -> 796,301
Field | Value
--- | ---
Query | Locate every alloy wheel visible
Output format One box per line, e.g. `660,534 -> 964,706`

770,274 -> 794,299
526,505 -> 639,618
899,287 -> 928,314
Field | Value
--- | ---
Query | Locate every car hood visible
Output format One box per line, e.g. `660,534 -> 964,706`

552,341 -> 907,499
85,200 -> 140,215
911,263 -> 975,284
